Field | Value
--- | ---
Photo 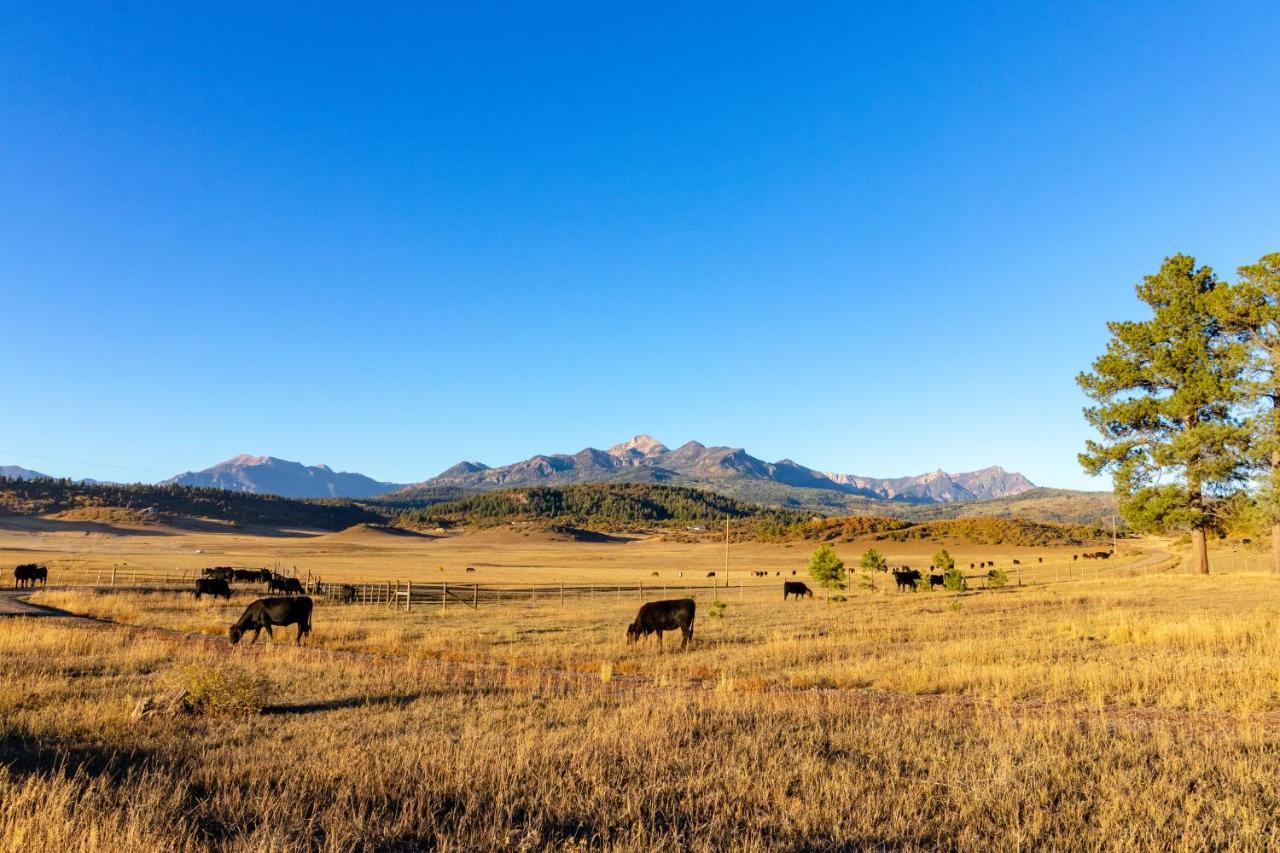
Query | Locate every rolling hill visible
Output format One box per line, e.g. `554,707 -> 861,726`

0,478 -> 387,530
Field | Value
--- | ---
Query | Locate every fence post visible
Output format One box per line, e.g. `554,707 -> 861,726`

111,566 -> 117,587
442,581 -> 447,613
473,583 -> 478,609
406,580 -> 412,613
639,581 -> 643,599
560,583 -> 564,609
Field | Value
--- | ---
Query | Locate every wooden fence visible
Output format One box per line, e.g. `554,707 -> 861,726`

28,553 -> 1178,608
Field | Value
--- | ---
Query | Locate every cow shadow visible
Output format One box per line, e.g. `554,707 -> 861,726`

261,692 -> 427,715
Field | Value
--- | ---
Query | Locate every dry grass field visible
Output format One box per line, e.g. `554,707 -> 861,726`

5,517 -> 1280,849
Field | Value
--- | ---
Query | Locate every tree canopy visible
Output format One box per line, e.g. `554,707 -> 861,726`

1079,254 -> 1250,573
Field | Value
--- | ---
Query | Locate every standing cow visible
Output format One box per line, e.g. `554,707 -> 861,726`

893,569 -> 922,592
195,578 -> 231,600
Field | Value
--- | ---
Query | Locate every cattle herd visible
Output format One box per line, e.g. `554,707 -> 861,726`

10,549 -> 1119,654
13,563 -> 48,589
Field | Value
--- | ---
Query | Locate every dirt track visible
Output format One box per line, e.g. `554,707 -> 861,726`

0,588 -> 71,617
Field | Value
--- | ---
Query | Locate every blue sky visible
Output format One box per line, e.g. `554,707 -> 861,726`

3,2 -> 1278,489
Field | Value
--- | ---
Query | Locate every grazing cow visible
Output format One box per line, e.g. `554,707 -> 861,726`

14,563 -> 47,589
775,571 -> 781,577
929,573 -> 945,590
269,577 -> 305,595
202,567 -> 235,582
1073,554 -> 1079,561
1012,559 -> 1021,567
232,568 -> 262,583
229,597 -> 313,645
650,571 -> 659,577
195,578 -> 231,600
970,563 -> 975,570
335,584 -> 356,604
706,571 -> 716,578
1038,557 -> 1043,564
791,570 -> 797,576
783,581 -> 813,600
466,566 -> 476,573
893,569 -> 922,592
626,598 -> 696,651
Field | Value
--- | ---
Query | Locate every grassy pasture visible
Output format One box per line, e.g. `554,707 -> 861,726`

5,520 -> 1280,848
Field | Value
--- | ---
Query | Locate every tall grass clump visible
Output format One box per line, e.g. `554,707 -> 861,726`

169,662 -> 270,716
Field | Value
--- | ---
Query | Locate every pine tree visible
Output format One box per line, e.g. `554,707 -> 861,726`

858,548 -> 887,573
807,543 -> 846,600
1078,254 -> 1249,574
1219,252 -> 1280,571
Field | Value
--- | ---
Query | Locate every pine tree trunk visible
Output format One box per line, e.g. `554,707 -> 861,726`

1271,521 -> 1280,575
1191,526 -> 1210,575
1273,447 -> 1280,574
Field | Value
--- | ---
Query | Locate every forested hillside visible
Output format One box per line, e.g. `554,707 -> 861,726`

0,477 -> 386,530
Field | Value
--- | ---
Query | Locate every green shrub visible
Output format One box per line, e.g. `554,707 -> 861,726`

987,568 -> 1009,589
708,599 -> 726,620
829,594 -> 848,603
933,548 -> 956,572
943,567 -> 967,592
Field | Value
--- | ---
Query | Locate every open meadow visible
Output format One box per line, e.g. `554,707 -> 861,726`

6,518 -> 1280,849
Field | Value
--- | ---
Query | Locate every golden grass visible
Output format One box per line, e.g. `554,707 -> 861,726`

7,528 -> 1280,848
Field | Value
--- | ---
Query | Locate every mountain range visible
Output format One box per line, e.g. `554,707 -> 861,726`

390,435 -> 1038,512
161,455 -> 404,499
1,465 -> 50,480
3,436 -> 1050,513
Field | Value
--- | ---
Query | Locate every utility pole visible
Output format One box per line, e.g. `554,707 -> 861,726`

724,517 -> 730,588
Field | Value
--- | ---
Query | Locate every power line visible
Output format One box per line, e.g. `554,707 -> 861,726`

0,450 -> 170,476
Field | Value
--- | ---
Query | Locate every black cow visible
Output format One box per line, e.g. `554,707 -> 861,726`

626,598 -> 695,652
893,569 -> 922,592
466,567 -> 477,573
14,563 -> 47,589
783,581 -> 813,600
335,584 -> 356,604
706,572 -> 716,578
195,578 -> 231,600
1012,559 -> 1021,566
269,577 -> 305,595
929,573 -> 945,590
232,568 -> 264,583
229,597 -> 313,645
202,567 -> 235,582
1073,554 -> 1079,561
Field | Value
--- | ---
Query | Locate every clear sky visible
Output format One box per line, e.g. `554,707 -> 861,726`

3,2 -> 1278,489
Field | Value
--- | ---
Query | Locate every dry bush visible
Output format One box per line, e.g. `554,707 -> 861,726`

168,662 -> 270,717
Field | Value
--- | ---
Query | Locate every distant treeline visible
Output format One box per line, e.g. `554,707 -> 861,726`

0,477 -> 387,531
398,483 -> 809,529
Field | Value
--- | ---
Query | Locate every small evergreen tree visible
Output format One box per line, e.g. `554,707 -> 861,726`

932,548 -> 955,572
858,548 -> 887,574
807,543 -> 846,600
